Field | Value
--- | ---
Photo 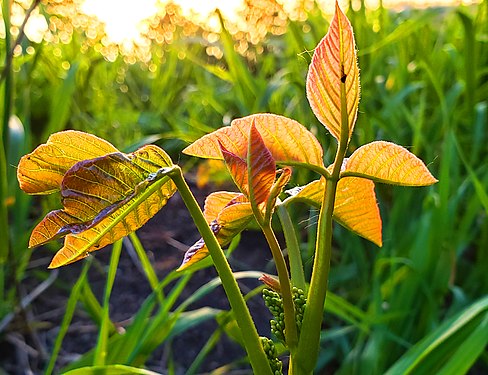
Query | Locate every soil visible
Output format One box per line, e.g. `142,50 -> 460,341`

1,184 -> 279,375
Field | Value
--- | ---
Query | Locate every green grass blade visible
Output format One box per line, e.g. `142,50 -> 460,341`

44,259 -> 92,375
63,364 -> 161,375
94,239 -> 122,366
128,232 -> 162,296
385,296 -> 488,375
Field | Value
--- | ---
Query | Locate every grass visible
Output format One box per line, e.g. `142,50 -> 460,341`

1,0 -> 487,373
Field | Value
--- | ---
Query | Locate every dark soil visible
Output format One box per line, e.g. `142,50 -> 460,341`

1,184 -> 280,375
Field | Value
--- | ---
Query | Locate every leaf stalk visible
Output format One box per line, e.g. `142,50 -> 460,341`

169,166 -> 273,375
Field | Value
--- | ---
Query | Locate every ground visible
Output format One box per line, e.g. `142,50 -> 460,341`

1,183 -> 279,374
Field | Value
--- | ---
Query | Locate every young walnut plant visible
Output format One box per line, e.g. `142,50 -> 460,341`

17,2 -> 437,374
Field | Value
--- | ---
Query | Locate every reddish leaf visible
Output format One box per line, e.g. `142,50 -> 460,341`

220,142 -> 250,197
247,123 -> 276,205
183,114 -> 324,169
17,130 -> 118,194
343,141 -> 438,186
306,1 -> 360,142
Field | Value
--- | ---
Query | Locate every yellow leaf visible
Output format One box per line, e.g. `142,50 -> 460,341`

17,130 -> 118,195
266,167 -> 292,211
36,145 -> 177,268
178,194 -> 253,271
287,177 -> 382,246
343,141 -> 438,186
183,113 -> 324,169
203,191 -> 246,223
306,1 -> 360,142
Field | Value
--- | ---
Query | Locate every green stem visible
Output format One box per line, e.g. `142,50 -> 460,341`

293,77 -> 350,373
0,0 -> 12,271
261,223 -> 298,350
277,204 -> 306,291
94,239 -> 122,366
169,166 -> 273,375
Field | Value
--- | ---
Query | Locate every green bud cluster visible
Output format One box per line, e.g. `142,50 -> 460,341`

260,336 -> 283,375
292,286 -> 306,333
263,288 -> 285,342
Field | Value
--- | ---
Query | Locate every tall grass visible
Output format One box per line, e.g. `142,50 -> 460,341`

1,0 -> 487,373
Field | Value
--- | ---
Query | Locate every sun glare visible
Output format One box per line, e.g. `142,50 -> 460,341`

80,0 -> 246,44
81,0 -> 158,44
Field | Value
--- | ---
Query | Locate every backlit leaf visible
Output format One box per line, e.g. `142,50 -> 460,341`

343,141 -> 438,186
203,191 -> 247,223
179,193 -> 253,270
220,142 -> 250,197
334,177 -> 382,246
287,177 -> 382,246
32,145 -> 177,268
17,130 -> 118,195
247,123 -> 276,205
267,167 -> 292,211
183,113 -> 324,169
306,1 -> 360,142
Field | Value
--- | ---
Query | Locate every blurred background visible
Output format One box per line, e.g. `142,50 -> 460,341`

1,0 -> 487,374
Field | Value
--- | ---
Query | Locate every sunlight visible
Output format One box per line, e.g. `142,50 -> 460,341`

81,0 -> 158,44
80,0 -> 246,44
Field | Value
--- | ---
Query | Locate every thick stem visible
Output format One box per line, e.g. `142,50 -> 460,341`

293,78 -> 350,373
261,223 -> 298,350
169,166 -> 273,375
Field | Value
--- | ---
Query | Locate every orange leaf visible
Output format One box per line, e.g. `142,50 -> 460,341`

306,1 -> 360,142
17,130 -> 118,195
343,141 -> 438,186
220,142 -> 250,197
179,194 -> 253,270
183,114 -> 324,169
287,177 -> 382,246
247,123 -> 276,205
266,167 -> 292,216
334,177 -> 382,246
203,191 -> 247,223
37,144 -> 177,268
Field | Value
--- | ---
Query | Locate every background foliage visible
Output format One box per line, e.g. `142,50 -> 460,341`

1,0 -> 487,373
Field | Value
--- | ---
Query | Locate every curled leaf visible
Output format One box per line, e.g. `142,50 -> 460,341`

306,1 -> 360,142
183,113 -> 324,169
17,130 -> 118,195
343,141 -> 438,186
179,193 -> 253,270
